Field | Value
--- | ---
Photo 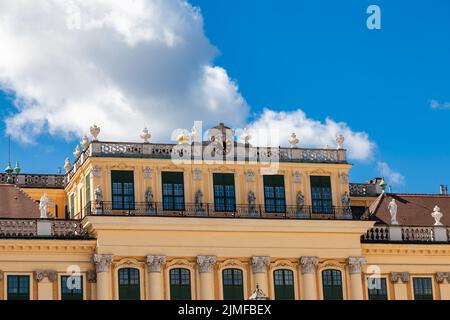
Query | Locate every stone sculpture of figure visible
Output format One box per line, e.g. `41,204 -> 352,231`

195,189 -> 204,214
248,191 -> 256,214
341,191 -> 352,218
94,186 -> 103,213
145,188 -> 154,213
39,193 -> 49,219
388,198 -> 398,225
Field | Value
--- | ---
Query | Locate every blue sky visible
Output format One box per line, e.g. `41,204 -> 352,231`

0,0 -> 449,193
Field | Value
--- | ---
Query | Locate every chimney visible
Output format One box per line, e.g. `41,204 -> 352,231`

440,185 -> 448,195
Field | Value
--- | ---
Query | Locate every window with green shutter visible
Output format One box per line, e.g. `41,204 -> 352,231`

322,269 -> 343,300
310,176 -> 333,213
7,275 -> 30,300
111,171 -> 135,210
85,174 -> 91,205
413,278 -> 433,300
274,269 -> 295,300
61,275 -> 83,300
213,173 -> 236,212
263,175 -> 286,213
368,278 -> 388,300
118,268 -> 140,300
162,172 -> 185,211
70,193 -> 75,219
222,269 -> 244,300
170,268 -> 191,300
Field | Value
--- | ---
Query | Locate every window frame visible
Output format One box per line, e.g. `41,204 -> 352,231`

162,172 -> 185,211
222,268 -> 244,300
412,277 -> 434,300
213,173 -> 236,212
273,269 -> 295,300
111,170 -> 135,210
6,275 -> 30,300
310,176 -> 333,214
321,269 -> 343,300
117,267 -> 141,300
263,175 -> 286,213
60,275 -> 84,300
169,268 -> 192,300
367,277 -> 388,300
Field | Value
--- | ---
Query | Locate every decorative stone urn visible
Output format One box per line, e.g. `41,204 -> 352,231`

80,136 -> 90,149
432,206 -> 443,226
336,134 -> 345,149
73,145 -> 81,158
140,127 -> 151,143
90,125 -> 100,141
288,132 -> 299,148
177,129 -> 190,145
64,158 -> 71,173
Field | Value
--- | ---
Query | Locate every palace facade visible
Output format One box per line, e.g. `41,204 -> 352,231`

0,123 -> 449,300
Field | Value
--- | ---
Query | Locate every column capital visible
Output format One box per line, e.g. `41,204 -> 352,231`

347,257 -> 366,274
146,255 -> 166,273
34,270 -> 57,282
390,272 -> 409,283
436,272 -> 450,284
197,255 -> 217,273
300,256 -> 319,274
252,256 -> 270,273
92,254 -> 113,273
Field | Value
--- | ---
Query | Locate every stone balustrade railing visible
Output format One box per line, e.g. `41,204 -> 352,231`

349,183 -> 383,197
362,225 -> 449,243
0,219 -> 88,238
0,173 -> 65,189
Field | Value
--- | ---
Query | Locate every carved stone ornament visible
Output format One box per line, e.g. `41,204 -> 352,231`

92,166 -> 101,177
245,170 -> 255,182
90,124 -> 100,141
252,256 -> 270,274
436,272 -> 450,284
339,173 -> 349,184
143,167 -> 152,179
92,254 -> 113,273
197,256 -> 217,273
80,136 -> 90,149
87,270 -> 97,283
292,172 -> 302,184
432,206 -> 444,226
347,257 -> 366,274
388,199 -> 399,225
336,135 -> 345,150
64,158 -> 71,173
300,256 -> 319,274
39,193 -> 49,219
34,270 -> 57,282
146,255 -> 166,273
390,272 -> 409,283
192,168 -> 202,181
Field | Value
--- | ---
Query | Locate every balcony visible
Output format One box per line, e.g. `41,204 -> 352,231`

0,219 -> 90,239
82,201 -> 357,220
0,173 -> 65,189
362,225 -> 450,243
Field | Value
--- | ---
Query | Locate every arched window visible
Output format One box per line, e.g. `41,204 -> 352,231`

322,269 -> 343,300
222,269 -> 244,300
118,268 -> 140,300
273,269 -> 295,300
170,268 -> 191,300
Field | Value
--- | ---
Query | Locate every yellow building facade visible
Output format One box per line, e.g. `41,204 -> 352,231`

1,124 -> 449,300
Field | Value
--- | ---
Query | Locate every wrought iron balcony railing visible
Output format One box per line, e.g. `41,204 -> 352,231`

0,219 -> 89,239
81,201 -> 355,220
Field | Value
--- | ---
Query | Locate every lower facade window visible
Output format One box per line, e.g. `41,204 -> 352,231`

322,269 -> 343,300
413,277 -> 433,300
7,275 -> 30,300
118,268 -> 140,300
222,269 -> 244,300
170,268 -> 191,300
274,269 -> 295,300
368,278 -> 388,300
61,275 -> 83,300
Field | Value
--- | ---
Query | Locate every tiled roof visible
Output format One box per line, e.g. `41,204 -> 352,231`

0,184 -> 40,218
369,193 -> 450,226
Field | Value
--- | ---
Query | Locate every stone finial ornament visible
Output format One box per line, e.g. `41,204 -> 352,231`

39,193 -> 49,219
241,128 -> 251,144
80,136 -> 90,149
388,199 -> 398,225
288,132 -> 299,148
432,206 -> 443,226
336,134 -> 345,149
73,145 -> 81,158
177,129 -> 190,145
64,158 -> 71,173
140,127 -> 151,143
90,125 -> 100,141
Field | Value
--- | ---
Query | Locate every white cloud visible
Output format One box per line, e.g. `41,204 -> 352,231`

377,161 -> 405,185
430,99 -> 450,110
0,0 -> 248,143
244,109 -> 375,161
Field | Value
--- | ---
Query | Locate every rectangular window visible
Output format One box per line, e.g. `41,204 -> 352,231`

368,278 -> 388,300
162,172 -> 185,211
263,175 -> 286,213
213,173 -> 236,212
7,275 -> 30,300
85,174 -> 91,205
413,278 -> 433,300
310,176 -> 332,213
111,171 -> 135,210
61,275 -> 83,300
70,193 -> 75,219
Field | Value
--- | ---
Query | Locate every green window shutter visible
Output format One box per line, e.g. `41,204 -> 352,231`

85,174 -> 91,205
413,278 -> 433,300
70,194 -> 75,219
118,268 -> 141,300
263,175 -> 286,213
310,176 -> 333,213
111,171 -> 135,210
322,270 -> 343,300
7,275 -> 30,300
170,268 -> 191,300
368,278 -> 388,300
61,275 -> 83,300
274,269 -> 295,300
222,269 -> 244,300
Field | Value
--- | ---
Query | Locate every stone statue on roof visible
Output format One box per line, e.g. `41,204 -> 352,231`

388,198 -> 398,225
39,193 -> 49,219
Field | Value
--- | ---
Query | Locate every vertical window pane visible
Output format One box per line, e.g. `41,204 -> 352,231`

213,174 -> 236,212
162,172 -> 185,211
111,171 -> 135,210
322,270 -> 343,300
263,176 -> 286,213
118,268 -> 140,300
61,275 -> 83,300
274,269 -> 295,300
310,176 -> 332,213
368,278 -> 388,300
170,268 -> 191,300
7,276 -> 30,300
223,269 -> 244,300
413,278 -> 433,300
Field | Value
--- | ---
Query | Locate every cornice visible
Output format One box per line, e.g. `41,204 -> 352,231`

0,240 -> 96,253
